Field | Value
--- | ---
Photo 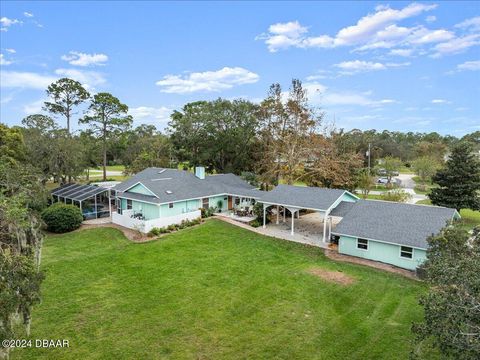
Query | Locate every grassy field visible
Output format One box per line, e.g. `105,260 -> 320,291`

13,220 -> 431,360
88,165 -> 125,172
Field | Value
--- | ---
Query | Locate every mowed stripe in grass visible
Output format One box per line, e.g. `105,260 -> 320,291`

14,220 -> 427,360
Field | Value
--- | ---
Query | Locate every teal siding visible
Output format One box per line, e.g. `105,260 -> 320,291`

340,192 -> 358,203
127,183 -> 155,196
338,235 -> 427,270
131,201 -> 159,220
160,200 -> 199,217
209,195 -> 228,211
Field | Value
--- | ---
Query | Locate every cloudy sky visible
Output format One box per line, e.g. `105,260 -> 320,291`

1,1 -> 479,135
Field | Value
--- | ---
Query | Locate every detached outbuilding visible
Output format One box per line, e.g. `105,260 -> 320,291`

330,200 -> 460,270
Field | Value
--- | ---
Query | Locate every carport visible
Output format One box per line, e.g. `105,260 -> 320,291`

258,185 -> 358,243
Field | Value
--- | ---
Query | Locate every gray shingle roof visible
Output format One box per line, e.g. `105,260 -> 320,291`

112,168 -> 259,204
330,201 -> 356,217
258,184 -> 348,211
332,200 -> 458,249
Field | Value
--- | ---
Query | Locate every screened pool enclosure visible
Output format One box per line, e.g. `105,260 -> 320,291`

51,183 -> 112,220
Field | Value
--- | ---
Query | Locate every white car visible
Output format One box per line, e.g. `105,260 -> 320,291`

377,177 -> 389,184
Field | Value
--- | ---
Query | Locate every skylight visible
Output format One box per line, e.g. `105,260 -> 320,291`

151,178 -> 172,182
165,190 -> 173,194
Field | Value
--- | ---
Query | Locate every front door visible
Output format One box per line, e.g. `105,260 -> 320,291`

228,196 -> 233,210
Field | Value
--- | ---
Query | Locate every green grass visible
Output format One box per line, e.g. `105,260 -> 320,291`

459,209 -> 480,231
88,165 -> 125,172
14,220 -> 430,360
415,199 -> 432,205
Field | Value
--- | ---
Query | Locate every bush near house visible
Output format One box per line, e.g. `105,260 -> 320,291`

200,207 -> 216,218
148,218 -> 202,237
41,203 -> 83,233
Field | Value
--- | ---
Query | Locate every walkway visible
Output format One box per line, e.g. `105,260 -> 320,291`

215,213 -> 329,249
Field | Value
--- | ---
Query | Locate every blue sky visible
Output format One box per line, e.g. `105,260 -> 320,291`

1,1 -> 479,136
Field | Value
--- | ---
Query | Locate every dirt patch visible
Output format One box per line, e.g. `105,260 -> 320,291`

306,267 -> 355,285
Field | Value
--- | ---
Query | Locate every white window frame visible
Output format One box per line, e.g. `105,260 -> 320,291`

399,246 -> 414,260
126,199 -> 133,210
357,238 -> 368,251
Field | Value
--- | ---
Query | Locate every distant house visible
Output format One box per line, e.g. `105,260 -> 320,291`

107,167 -> 459,271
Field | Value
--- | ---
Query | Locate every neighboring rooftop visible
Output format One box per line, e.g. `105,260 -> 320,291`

258,184 -> 352,211
112,168 -> 260,204
332,200 -> 459,249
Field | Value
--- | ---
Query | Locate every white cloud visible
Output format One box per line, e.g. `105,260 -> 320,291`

432,34 -> 480,57
258,3 -> 436,52
388,48 -> 414,57
333,60 -> 409,74
54,68 -> 106,89
455,16 -> 480,31
303,81 -> 396,107
5,48 -> 16,54
23,99 -> 45,114
457,60 -> 480,71
0,71 -> 56,89
61,51 -> 108,66
129,106 -> 173,126
431,99 -> 450,104
23,12 -> 34,18
0,17 -> 22,30
0,54 -> 12,66
335,60 -> 386,72
156,67 -> 259,93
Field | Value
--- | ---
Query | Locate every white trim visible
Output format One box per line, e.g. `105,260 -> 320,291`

356,238 -> 369,251
117,195 -> 160,206
332,232 -> 427,251
260,201 -> 326,212
122,181 -> 159,198
399,245 -> 414,260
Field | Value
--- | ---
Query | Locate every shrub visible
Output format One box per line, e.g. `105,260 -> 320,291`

253,202 -> 271,224
250,219 -> 261,228
200,207 -> 216,218
217,200 -> 223,212
41,203 -> 83,233
381,189 -> 412,203
167,224 -> 177,232
148,227 -> 161,236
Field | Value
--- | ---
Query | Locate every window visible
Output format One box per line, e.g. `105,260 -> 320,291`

202,198 -> 209,209
357,238 -> 368,250
235,198 -> 240,205
127,199 -> 132,210
251,199 -> 256,205
169,202 -> 174,208
224,197 -> 228,201
400,246 -> 413,259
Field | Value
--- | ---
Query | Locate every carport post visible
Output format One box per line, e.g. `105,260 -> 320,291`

323,211 -> 328,243
283,207 -> 286,222
328,217 -> 332,241
276,205 -> 279,224
291,209 -> 295,236
262,204 -> 266,228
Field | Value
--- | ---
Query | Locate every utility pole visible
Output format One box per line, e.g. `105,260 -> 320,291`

367,143 -> 371,174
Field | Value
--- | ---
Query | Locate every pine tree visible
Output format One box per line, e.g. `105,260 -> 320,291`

430,142 -> 480,211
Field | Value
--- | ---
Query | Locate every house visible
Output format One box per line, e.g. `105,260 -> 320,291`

330,200 -> 460,270
111,167 -> 261,233
108,167 -> 459,271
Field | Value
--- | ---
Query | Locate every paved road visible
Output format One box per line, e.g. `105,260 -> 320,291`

366,173 -> 427,204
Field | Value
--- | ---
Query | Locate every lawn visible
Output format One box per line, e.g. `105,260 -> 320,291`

14,220 -> 431,360
88,165 -> 125,172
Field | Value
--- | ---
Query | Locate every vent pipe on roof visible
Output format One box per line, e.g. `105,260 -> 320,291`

195,166 -> 205,180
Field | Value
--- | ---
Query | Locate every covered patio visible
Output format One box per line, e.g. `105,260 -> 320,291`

258,185 -> 358,246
